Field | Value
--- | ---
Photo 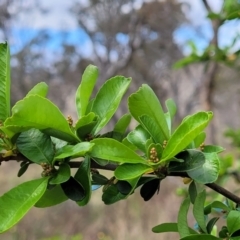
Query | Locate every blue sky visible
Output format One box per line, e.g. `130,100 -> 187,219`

5,0 -> 240,57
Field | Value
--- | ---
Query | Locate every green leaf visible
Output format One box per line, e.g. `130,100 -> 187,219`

90,138 -> 147,164
49,163 -> 71,184
26,82 -> 48,97
139,115 -> 166,144
140,178 -> 160,201
193,190 -> 207,233
180,234 -> 221,240
127,125 -> 150,153
4,95 -> 79,142
189,181 -> 197,204
102,176 -> 140,204
113,113 -> 131,135
35,185 -> 68,208
165,99 -> 177,133
54,142 -> 94,160
128,84 -> 169,140
187,152 -> 219,184
0,42 -> 11,122
75,112 -> 98,140
91,76 -> 131,134
168,150 -> 205,172
207,217 -> 219,234
16,129 -> 55,164
162,112 -> 212,161
0,177 -> 48,233
178,197 -> 191,238
61,176 -> 85,202
211,201 -> 231,212
74,157 -> 92,206
203,145 -> 225,153
227,210 -> 240,236
114,163 -> 152,180
152,223 -> 197,234
75,65 -> 98,117
17,162 -> 30,177
194,132 -> 206,148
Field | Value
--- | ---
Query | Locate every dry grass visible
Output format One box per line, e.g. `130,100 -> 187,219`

0,161 -> 185,240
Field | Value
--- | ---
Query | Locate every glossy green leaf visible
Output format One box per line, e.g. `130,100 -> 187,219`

127,125 -> 150,153
194,132 -> 206,148
168,150 -> 205,172
128,84 -> 169,140
162,112 -> 213,161
75,65 -> 98,117
17,128 -> 55,164
61,176 -> 85,202
180,234 -> 221,240
227,210 -> 240,235
113,113 -> 131,134
35,185 -> 68,208
152,223 -> 197,234
203,145 -> 225,153
187,152 -> 219,184
26,82 -> 48,97
102,176 -> 140,205
193,190 -> 207,233
75,112 -> 98,140
49,163 -> 71,184
91,76 -> 131,134
74,157 -> 91,206
90,138 -> 147,164
189,181 -> 197,204
4,95 -> 79,142
54,142 -> 94,160
0,42 -> 11,122
0,177 -> 48,233
178,197 -> 191,238
139,115 -> 166,144
114,163 -> 152,180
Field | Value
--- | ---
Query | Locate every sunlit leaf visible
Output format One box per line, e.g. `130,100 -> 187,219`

49,163 -> 71,184
227,210 -> 240,236
0,42 -> 10,122
26,82 -> 48,97
0,178 -> 48,233
113,113 -> 131,135
75,65 -> 98,117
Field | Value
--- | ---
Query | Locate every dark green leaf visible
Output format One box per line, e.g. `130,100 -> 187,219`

92,173 -> 109,185
49,163 -> 71,184
140,178 -> 160,201
17,162 -> 30,177
189,181 -> 197,204
116,181 -> 132,195
61,176 -> 85,202
75,65 -> 98,117
152,223 -> 197,234
17,128 -> 55,165
128,84 -> 169,140
35,185 -> 68,208
193,190 -> 207,233
90,138 -> 147,164
114,163 -> 152,180
91,76 -> 131,134
207,217 -> 219,234
168,150 -> 205,172
74,157 -> 91,206
26,82 -> 48,97
0,42 -> 10,122
178,197 -> 191,238
0,178 -> 48,233
180,234 -> 221,240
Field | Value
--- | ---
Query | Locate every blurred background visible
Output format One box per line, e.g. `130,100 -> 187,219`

0,0 -> 240,239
